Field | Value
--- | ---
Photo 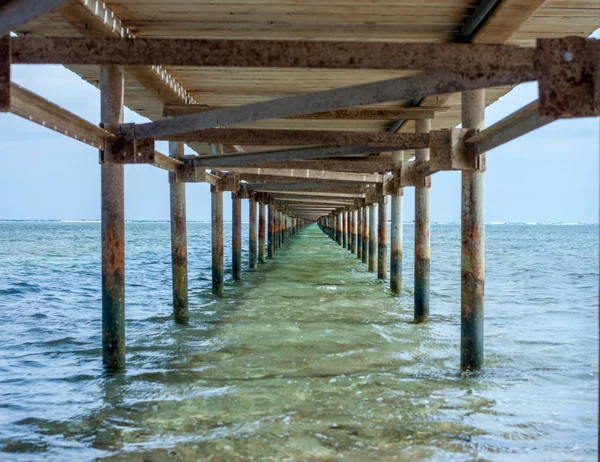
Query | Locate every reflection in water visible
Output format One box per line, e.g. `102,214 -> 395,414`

0,222 -> 597,460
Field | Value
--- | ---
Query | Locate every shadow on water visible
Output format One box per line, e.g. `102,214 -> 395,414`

0,223 -> 596,461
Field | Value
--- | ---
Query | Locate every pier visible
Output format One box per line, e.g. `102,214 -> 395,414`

0,0 -> 598,377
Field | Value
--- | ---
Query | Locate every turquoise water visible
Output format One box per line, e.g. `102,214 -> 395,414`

0,222 -> 597,460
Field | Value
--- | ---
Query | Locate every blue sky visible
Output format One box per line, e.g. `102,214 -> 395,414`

0,65 -> 598,223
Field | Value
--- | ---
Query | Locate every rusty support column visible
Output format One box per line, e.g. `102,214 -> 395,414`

390,151 -> 404,295
101,65 -> 125,372
211,184 -> 224,296
361,206 -> 369,264
368,204 -> 377,272
343,211 -> 348,249
461,89 -> 485,372
232,192 -> 242,280
169,140 -> 189,324
268,204 -> 274,258
351,209 -> 357,254
258,198 -> 266,263
249,195 -> 257,269
378,195 -> 387,280
357,207 -> 363,260
414,119 -> 431,323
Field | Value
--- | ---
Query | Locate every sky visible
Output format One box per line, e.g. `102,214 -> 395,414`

0,64 -> 598,223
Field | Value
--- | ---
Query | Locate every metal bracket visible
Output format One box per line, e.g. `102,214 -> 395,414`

536,37 -> 600,118
101,123 -> 155,164
0,36 -> 10,112
430,128 -> 482,172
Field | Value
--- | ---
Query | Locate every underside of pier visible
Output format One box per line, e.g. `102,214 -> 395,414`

1,0 -> 598,372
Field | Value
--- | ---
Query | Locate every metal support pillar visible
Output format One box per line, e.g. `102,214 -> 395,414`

169,140 -> 189,324
414,119 -> 431,322
211,186 -> 224,296
101,65 -> 125,372
368,204 -> 377,272
343,211 -> 348,249
378,195 -> 387,280
357,207 -> 363,260
258,199 -> 266,263
249,196 -> 257,269
351,210 -> 357,254
461,89 -> 485,372
390,151 -> 404,295
361,206 -> 368,264
268,205 -> 274,258
232,192 -> 242,280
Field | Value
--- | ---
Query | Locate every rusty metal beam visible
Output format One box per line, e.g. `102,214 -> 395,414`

166,128 -> 429,148
0,0 -> 70,37
164,105 -> 439,120
242,159 -> 394,174
222,167 -> 382,183
466,100 -> 554,154
187,146 -> 393,168
133,71 -> 533,140
12,36 -> 536,74
246,181 -> 367,193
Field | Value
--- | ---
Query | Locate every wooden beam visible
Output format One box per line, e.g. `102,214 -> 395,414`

167,128 -> 429,148
276,198 -> 354,205
54,0 -> 194,107
0,37 -> 10,112
164,105 -> 440,120
0,0 -> 69,37
10,83 -> 113,149
466,100 -> 554,154
134,71 -> 534,140
246,181 -> 367,193
187,146 -> 395,168
242,159 -> 393,173
221,167 -> 382,183
269,192 -> 364,199
473,0 -> 548,45
12,37 -> 535,74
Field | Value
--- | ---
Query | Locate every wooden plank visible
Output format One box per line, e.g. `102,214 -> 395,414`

187,146 -> 390,168
11,37 -> 535,73
134,71 -> 534,139
164,105 -> 440,120
0,0 -> 69,37
9,83 -> 113,148
222,166 -> 382,183
466,100 -> 555,153
170,129 -> 429,147
473,0 -> 549,44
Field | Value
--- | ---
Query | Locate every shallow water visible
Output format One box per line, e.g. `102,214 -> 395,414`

0,221 -> 597,461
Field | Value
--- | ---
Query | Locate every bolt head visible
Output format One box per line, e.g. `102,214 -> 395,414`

562,51 -> 574,62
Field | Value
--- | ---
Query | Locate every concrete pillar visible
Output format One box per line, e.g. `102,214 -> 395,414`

211,185 -> 224,296
249,196 -> 257,269
351,209 -> 357,254
169,140 -> 189,324
232,192 -> 242,280
368,204 -> 377,272
343,211 -> 348,248
390,151 -> 404,295
461,89 -> 485,372
361,206 -> 368,264
101,65 -> 125,372
414,119 -> 431,323
258,199 -> 266,263
377,195 -> 387,280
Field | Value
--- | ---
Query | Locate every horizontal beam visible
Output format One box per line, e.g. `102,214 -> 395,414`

246,181 -> 368,193
0,0 -> 69,37
166,128 -> 429,148
187,146 -> 394,168
132,71 -> 533,140
221,167 -> 382,183
12,37 -> 535,74
243,159 -> 393,173
466,100 -> 554,154
164,105 -> 440,120
10,83 -> 113,149
276,198 -> 353,205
